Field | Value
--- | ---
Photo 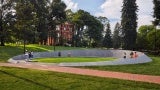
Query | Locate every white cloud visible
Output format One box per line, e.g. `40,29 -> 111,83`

62,0 -> 78,11
96,0 -> 154,30
96,0 -> 122,20
137,0 -> 154,26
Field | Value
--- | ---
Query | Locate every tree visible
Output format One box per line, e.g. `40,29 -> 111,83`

0,0 -> 13,46
97,16 -> 109,45
136,25 -> 154,50
15,0 -> 37,51
87,18 -> 103,47
47,0 -> 66,47
32,0 -> 49,45
153,0 -> 160,25
121,0 -> 138,50
97,16 -> 109,25
72,10 -> 88,47
113,22 -> 121,49
71,10 -> 103,47
102,22 -> 112,48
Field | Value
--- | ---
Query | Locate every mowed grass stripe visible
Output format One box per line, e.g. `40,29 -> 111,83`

33,57 -> 116,63
0,67 -> 160,90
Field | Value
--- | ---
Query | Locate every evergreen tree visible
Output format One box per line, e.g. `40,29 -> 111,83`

113,22 -> 121,49
103,22 -> 112,48
0,0 -> 13,46
15,0 -> 36,43
153,0 -> 160,25
121,0 -> 138,50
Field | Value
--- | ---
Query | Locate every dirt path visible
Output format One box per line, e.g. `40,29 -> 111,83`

0,62 -> 160,84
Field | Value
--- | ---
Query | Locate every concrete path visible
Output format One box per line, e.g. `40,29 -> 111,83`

0,62 -> 160,85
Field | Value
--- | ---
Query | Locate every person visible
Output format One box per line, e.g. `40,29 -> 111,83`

130,52 -> 134,58
58,52 -> 61,57
24,50 -> 29,61
123,52 -> 126,59
31,51 -> 33,58
68,52 -> 71,57
133,52 -> 138,58
28,51 -> 32,59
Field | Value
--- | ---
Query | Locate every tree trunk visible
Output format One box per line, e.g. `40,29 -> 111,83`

0,18 -> 5,46
0,37 -> 5,46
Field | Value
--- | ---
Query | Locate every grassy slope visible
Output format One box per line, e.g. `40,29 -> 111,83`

0,67 -> 160,90
0,44 -> 83,62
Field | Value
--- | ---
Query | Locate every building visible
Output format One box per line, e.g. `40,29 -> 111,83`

47,22 -> 74,46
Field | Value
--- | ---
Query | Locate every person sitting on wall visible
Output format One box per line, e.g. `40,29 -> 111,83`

123,52 -> 127,59
133,52 -> 138,58
130,52 -> 134,58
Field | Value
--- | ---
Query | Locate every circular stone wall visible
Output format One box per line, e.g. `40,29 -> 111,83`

8,49 -> 152,66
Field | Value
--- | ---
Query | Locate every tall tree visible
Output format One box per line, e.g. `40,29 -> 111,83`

72,10 -> 103,47
153,0 -> 160,25
0,0 -> 13,46
97,16 -> 109,46
121,0 -> 138,50
102,22 -> 112,48
72,10 -> 87,47
87,17 -> 103,47
97,16 -> 109,25
113,22 -> 121,49
48,0 -> 66,46
33,0 -> 49,45
15,0 -> 37,44
137,25 -> 154,50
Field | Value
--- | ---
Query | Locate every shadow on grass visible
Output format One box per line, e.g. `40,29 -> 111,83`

0,70 -> 57,90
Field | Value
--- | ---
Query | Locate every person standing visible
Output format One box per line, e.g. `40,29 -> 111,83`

25,50 -> 29,61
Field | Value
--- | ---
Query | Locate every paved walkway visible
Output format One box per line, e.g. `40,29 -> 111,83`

0,62 -> 160,85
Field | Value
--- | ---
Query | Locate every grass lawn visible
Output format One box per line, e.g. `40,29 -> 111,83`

81,56 -> 160,76
33,57 -> 116,63
1,44 -> 160,76
0,66 -> 160,90
0,44 -> 84,62
1,44 -> 160,89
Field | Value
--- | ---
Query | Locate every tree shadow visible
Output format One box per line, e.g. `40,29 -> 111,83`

0,70 -> 57,90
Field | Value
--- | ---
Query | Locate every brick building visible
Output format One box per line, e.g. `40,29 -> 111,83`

47,22 -> 74,46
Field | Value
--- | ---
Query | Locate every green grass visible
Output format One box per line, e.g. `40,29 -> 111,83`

1,44 -> 160,76
33,57 -> 116,63
0,66 -> 160,90
0,44 -> 84,62
81,56 -> 160,76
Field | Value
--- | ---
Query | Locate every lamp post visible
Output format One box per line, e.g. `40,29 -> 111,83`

23,25 -> 26,54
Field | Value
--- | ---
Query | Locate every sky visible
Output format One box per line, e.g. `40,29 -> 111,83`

62,0 -> 154,31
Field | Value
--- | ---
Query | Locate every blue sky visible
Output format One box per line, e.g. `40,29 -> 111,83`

62,0 -> 153,31
73,0 -> 105,15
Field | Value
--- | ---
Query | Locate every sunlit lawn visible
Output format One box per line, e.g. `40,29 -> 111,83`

1,44 -> 160,76
81,56 -> 160,76
1,44 -> 160,89
0,44 -> 84,62
0,66 -> 160,90
33,57 -> 116,63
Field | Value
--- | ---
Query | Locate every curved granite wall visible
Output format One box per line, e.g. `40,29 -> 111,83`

8,50 -> 152,66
